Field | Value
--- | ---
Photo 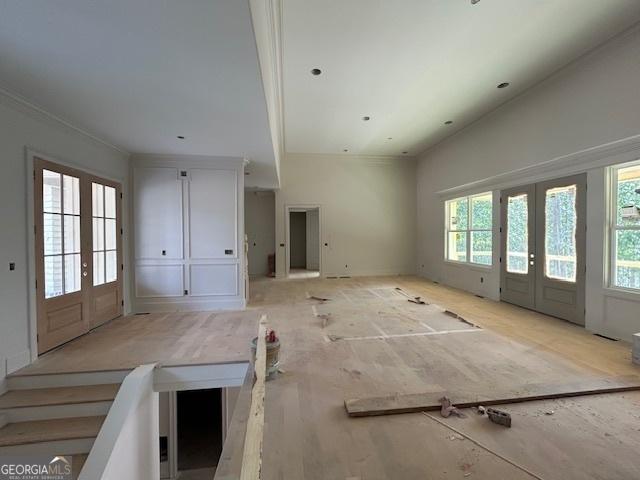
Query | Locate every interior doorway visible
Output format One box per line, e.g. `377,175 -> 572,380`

286,206 -> 320,279
34,157 -> 123,354
500,174 -> 587,324
177,388 -> 223,478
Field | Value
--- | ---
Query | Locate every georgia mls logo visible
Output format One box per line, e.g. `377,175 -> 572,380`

0,455 -> 72,479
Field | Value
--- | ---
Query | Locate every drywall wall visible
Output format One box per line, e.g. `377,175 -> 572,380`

131,155 -> 245,312
245,190 -> 275,276
417,24 -> 640,340
289,212 -> 307,268
306,209 -> 320,270
275,153 -> 416,277
0,90 -> 130,387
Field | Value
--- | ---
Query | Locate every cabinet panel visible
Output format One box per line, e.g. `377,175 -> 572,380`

189,169 -> 237,259
190,264 -> 238,296
136,265 -> 184,297
134,168 -> 183,259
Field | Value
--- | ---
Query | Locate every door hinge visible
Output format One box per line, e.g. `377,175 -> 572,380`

120,228 -> 123,235
35,279 -> 37,289
499,227 -> 502,233
36,334 -> 39,343
121,300 -> 124,306
499,257 -> 502,263
499,196 -> 502,203
121,263 -> 124,271
499,287 -> 502,293
120,192 -> 123,199
33,170 -> 36,180
184,289 -> 189,296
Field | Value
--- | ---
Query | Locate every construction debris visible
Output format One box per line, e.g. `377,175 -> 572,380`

476,406 -> 486,415
394,287 -> 427,305
439,396 -> 466,418
317,313 -> 331,328
308,294 -> 330,302
486,408 -> 511,427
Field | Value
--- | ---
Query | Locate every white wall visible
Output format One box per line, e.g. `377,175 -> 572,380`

0,90 -> 130,387
244,190 -> 275,276
276,153 -> 416,278
131,155 -> 245,312
306,209 -> 320,270
417,25 -> 640,340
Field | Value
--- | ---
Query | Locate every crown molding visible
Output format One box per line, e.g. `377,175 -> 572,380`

0,85 -> 129,156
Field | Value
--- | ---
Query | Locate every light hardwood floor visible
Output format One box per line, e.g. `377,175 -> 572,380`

217,275 -> 640,480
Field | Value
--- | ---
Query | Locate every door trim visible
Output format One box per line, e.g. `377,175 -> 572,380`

284,204 -> 322,278
26,149 -> 126,362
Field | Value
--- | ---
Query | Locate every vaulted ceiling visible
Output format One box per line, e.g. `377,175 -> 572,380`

282,0 -> 640,157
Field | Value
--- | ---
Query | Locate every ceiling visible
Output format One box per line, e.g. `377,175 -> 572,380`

282,0 -> 640,157
0,0 -> 278,187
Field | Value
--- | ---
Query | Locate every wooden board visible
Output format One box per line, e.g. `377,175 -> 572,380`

345,375 -> 640,417
240,315 -> 267,480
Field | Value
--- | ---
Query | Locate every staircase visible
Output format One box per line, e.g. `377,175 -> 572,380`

0,370 -> 129,478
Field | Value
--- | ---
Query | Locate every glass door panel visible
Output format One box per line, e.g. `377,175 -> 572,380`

544,185 -> 577,282
506,194 -> 529,275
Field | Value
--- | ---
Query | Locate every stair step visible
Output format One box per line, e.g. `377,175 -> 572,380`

0,416 -> 106,447
0,384 -> 120,409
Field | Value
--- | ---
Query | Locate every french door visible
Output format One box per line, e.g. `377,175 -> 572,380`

35,157 -> 123,353
500,174 -> 586,325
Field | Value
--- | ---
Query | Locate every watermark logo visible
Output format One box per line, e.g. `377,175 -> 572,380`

0,455 -> 72,479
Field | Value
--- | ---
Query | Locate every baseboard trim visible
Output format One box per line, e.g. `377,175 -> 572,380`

6,350 -> 31,376
135,297 -> 246,313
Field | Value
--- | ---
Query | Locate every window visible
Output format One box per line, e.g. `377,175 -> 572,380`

544,184 -> 577,282
92,183 -> 118,286
445,192 -> 493,266
506,193 -> 528,274
610,162 -> 640,291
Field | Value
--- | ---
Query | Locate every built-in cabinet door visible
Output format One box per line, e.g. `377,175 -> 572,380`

500,184 -> 536,310
500,174 -> 586,325
35,157 -> 123,353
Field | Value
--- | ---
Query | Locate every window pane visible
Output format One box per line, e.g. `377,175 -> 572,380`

447,198 -> 468,230
617,165 -> 640,227
43,170 -> 61,213
64,254 -> 81,294
447,231 -> 467,262
64,215 -> 81,254
44,255 -> 63,298
471,231 -> 492,265
105,186 -> 116,219
507,194 -> 528,274
43,213 -> 63,255
63,175 -> 80,215
93,218 -> 105,251
544,185 -> 577,282
106,250 -> 118,283
93,251 -> 105,286
615,230 -> 640,289
471,193 -> 492,229
92,183 -> 104,218
105,219 -> 117,250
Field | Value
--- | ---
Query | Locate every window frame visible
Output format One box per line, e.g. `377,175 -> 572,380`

608,160 -> 640,293
444,191 -> 493,268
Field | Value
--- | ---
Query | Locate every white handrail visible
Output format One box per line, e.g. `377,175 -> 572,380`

79,363 -> 159,480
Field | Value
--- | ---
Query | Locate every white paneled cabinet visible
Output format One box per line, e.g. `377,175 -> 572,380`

189,169 -> 237,259
132,157 -> 245,312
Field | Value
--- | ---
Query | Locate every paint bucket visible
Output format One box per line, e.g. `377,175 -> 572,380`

251,336 -> 280,379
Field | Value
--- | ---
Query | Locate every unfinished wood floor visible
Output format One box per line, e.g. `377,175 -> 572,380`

13,310 -> 260,376
217,275 -> 640,480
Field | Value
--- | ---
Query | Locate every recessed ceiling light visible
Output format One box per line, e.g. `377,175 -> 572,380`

311,68 -> 322,76
402,151 -> 408,155
343,149 -> 349,152
471,0 -> 481,4
497,82 -> 510,89
387,137 -> 393,140
177,135 -> 185,139
245,171 -> 250,175
444,120 -> 453,125
362,116 -> 371,121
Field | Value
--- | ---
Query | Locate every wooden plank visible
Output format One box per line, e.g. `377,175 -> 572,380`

345,375 -> 640,417
240,315 -> 267,480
